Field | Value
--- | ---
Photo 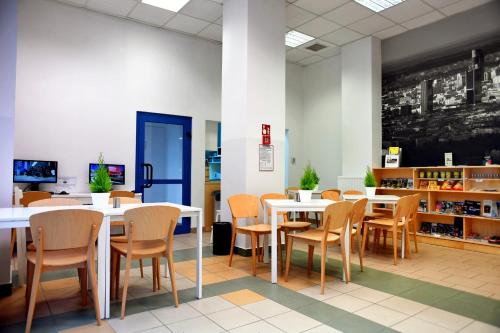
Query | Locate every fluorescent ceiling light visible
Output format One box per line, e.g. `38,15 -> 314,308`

354,0 -> 405,12
142,0 -> 190,12
285,30 -> 315,48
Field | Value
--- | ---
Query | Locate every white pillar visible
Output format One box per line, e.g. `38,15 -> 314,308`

0,0 -> 18,289
341,37 -> 382,176
221,0 -> 286,249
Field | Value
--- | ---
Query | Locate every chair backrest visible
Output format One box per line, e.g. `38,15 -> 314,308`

29,209 -> 103,250
323,188 -> 341,195
228,194 -> 259,227
321,190 -> 340,201
322,201 -> 354,238
110,190 -> 135,198
350,198 -> 368,237
393,195 -> 414,226
343,190 -> 363,195
260,193 -> 288,221
108,197 -> 142,204
408,193 -> 420,222
124,206 -> 181,241
28,198 -> 81,207
20,191 -> 52,207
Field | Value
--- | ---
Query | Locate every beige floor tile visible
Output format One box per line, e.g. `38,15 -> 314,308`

475,274 -> 500,285
221,289 -> 265,306
441,267 -> 479,279
415,307 -> 474,331
59,321 -> 115,333
347,286 -> 393,303
303,324 -> 342,333
108,311 -> 163,333
355,304 -> 408,326
188,296 -> 235,315
42,285 -> 82,302
413,268 -> 450,280
217,268 -> 250,280
323,294 -> 372,312
378,296 -> 429,316
297,285 -> 342,301
229,320 -> 284,333
41,277 -> 79,290
392,316 -> 454,333
207,307 -> 260,331
167,315 -> 224,333
151,303 -> 202,325
442,275 -> 486,289
204,262 -> 232,273
265,310 -> 321,333
459,320 -> 500,333
325,281 -> 363,293
242,299 -> 290,319
475,282 -> 500,295
48,296 -> 94,315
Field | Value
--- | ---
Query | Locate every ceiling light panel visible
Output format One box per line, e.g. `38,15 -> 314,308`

354,0 -> 406,12
285,30 -> 315,48
142,0 -> 190,12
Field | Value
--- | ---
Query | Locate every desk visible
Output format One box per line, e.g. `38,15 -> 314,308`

0,202 -> 203,319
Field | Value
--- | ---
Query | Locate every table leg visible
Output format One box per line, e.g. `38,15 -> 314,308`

401,225 -> 405,259
97,216 -> 110,319
271,208 -> 278,284
344,229 -> 350,282
263,203 -> 269,264
16,227 -> 27,285
196,212 -> 203,299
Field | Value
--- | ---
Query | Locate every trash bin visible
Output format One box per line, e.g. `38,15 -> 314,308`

212,190 -> 221,221
213,222 -> 232,255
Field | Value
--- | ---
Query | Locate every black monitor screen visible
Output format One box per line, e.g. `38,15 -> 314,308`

13,160 -> 58,184
89,164 -> 125,185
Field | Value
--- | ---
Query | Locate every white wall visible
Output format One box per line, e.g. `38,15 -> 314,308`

302,56 -> 343,189
205,120 -> 219,151
15,0 -> 222,214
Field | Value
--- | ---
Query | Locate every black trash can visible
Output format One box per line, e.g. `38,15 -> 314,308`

213,222 -> 232,255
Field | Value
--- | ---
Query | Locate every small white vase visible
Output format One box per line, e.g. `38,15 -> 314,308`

91,192 -> 111,208
365,187 -> 376,197
298,190 -> 313,202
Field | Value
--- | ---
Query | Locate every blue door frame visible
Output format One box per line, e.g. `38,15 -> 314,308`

135,111 -> 192,234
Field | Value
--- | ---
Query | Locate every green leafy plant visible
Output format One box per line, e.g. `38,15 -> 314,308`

300,164 -> 319,190
364,166 -> 377,187
89,153 -> 112,193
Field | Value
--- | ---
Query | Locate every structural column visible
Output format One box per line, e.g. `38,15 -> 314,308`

221,0 -> 286,249
0,0 -> 18,294
341,37 -> 382,177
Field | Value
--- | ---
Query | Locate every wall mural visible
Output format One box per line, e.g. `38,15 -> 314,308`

382,44 -> 500,166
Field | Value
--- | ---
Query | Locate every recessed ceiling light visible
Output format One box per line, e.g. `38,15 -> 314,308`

354,0 -> 405,13
142,0 -> 190,12
285,30 -> 315,48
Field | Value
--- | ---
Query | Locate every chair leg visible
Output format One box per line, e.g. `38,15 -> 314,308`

167,252 -> 179,307
139,259 -> 144,278
277,231 -> 283,273
156,257 -> 161,290
78,267 -> 88,306
10,229 -> 16,258
88,256 -> 101,326
228,230 -> 236,267
152,258 -> 157,292
251,232 -> 257,276
25,261 -> 34,310
360,224 -> 369,272
405,226 -> 411,260
25,262 -> 42,333
392,229 -> 398,265
120,254 -> 132,319
351,234 -> 355,254
412,221 -> 419,253
284,236 -> 293,282
307,245 -> 314,276
110,250 -> 116,301
115,253 -> 121,300
383,230 -> 387,250
320,242 -> 327,295
340,239 -> 349,283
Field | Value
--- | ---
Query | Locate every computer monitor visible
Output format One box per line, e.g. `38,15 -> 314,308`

89,163 -> 125,185
13,159 -> 58,184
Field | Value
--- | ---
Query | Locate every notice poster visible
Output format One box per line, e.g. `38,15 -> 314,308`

259,144 -> 274,171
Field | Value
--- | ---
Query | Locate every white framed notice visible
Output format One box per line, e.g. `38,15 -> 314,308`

259,144 -> 274,171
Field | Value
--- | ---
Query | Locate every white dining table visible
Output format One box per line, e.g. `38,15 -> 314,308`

0,202 -> 203,319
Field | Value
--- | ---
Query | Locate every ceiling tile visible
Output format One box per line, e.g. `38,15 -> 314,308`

348,14 -> 394,35
401,10 -> 445,29
299,55 -> 324,65
322,27 -> 364,45
380,0 -> 434,23
165,14 -> 211,34
299,38 -> 335,51
58,0 -> 87,6
373,25 -> 407,39
286,48 -> 312,62
295,17 -> 341,37
214,16 -> 222,25
87,0 -> 137,17
422,0 -> 461,9
180,0 -> 222,22
293,0 -> 349,15
128,3 -> 176,27
210,0 -> 223,3
198,23 -> 222,41
440,0 -> 493,16
316,45 -> 341,58
322,2 -> 374,27
286,4 -> 316,28
299,39 -> 340,58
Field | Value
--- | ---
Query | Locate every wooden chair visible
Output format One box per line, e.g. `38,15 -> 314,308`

315,190 -> 340,227
111,206 -> 180,319
360,195 -> 413,265
285,201 -> 353,294
110,190 -> 135,198
25,209 -> 103,333
342,190 -> 385,220
260,193 -> 310,262
408,193 -> 420,253
228,194 -> 282,276
343,190 -> 362,195
28,198 -> 81,207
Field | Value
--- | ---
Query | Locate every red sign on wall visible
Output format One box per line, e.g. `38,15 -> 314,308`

262,124 -> 271,145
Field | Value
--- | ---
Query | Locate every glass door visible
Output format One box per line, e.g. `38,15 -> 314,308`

135,112 -> 192,234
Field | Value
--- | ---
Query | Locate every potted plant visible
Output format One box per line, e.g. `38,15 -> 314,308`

312,167 -> 320,191
89,153 -> 112,208
364,166 -> 377,197
299,164 -> 318,202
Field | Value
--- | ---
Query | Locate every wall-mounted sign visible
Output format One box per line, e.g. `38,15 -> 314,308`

262,124 -> 271,145
259,144 -> 274,171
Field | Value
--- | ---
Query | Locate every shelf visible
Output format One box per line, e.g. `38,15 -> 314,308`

416,232 -> 499,247
466,178 -> 500,181
377,187 -> 500,194
418,211 -> 500,221
418,178 -> 463,181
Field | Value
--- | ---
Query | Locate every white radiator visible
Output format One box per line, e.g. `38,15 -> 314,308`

337,176 -> 364,193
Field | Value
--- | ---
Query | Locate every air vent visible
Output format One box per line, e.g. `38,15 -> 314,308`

305,43 -> 327,52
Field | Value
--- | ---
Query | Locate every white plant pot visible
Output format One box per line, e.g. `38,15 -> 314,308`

313,184 -> 319,191
365,187 -> 376,198
298,190 -> 313,203
91,192 -> 110,208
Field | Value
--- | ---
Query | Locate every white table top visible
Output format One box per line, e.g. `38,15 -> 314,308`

343,194 -> 400,202
51,192 -> 142,198
0,202 -> 201,224
264,199 -> 334,209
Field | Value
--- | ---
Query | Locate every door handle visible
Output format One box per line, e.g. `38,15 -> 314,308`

141,163 -> 153,189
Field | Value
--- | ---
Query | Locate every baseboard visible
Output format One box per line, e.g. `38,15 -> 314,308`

0,283 -> 12,298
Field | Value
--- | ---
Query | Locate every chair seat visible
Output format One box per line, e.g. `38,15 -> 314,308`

279,221 -> 311,229
364,218 -> 404,229
27,247 -> 88,267
289,229 -> 340,243
237,224 -> 279,233
111,239 -> 167,256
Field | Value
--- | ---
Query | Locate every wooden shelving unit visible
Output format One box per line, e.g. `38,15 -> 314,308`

373,165 -> 500,254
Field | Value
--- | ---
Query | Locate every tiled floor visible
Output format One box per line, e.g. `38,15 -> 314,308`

1,231 -> 500,332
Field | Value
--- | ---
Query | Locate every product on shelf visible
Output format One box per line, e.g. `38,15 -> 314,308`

418,200 -> 427,212
464,200 -> 481,216
379,178 -> 413,189
482,200 -> 499,218
420,221 -> 461,238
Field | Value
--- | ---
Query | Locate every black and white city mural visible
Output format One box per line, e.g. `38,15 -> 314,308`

382,43 -> 500,166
